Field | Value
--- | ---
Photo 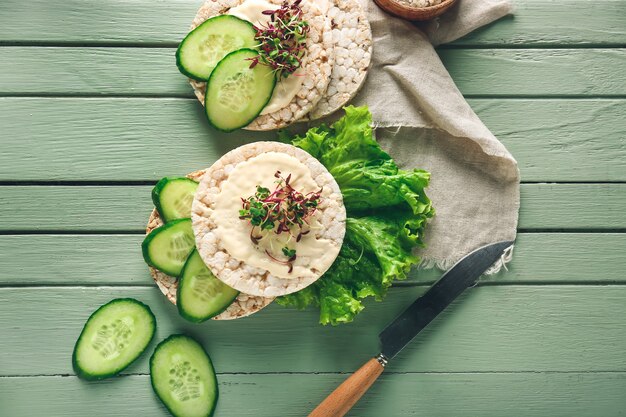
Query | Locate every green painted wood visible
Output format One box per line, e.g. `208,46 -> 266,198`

451,0 -> 626,47
0,0 -> 624,47
1,48 -> 624,97
0,98 -> 274,182
2,373 -> 625,417
1,286 -> 625,376
518,184 -> 626,230
0,234 -> 152,286
2,233 -> 624,286
0,0 -> 623,414
473,99 -> 626,182
0,186 -> 153,232
0,184 -> 623,232
0,0 -> 204,44
1,98 -> 624,182
438,48 -> 626,97
0,47 -> 187,96
478,233 -> 626,284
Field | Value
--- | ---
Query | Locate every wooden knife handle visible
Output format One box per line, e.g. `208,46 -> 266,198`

308,356 -> 386,417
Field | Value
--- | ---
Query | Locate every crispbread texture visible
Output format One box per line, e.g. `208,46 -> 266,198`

192,142 -> 346,297
307,0 -> 372,120
146,170 -> 274,320
189,0 -> 334,130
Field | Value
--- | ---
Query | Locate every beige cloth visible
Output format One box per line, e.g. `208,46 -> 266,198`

353,0 -> 519,270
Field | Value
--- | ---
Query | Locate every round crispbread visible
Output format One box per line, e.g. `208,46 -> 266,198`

306,0 -> 372,120
192,142 -> 346,297
146,169 -> 274,320
188,0 -> 335,131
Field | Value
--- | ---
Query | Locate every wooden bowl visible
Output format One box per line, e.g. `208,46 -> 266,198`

373,0 -> 457,21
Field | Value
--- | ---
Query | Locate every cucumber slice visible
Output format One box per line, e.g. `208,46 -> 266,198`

152,177 -> 199,223
72,298 -> 156,380
150,335 -> 218,417
205,48 -> 276,132
177,250 -> 239,323
176,15 -> 258,81
142,219 -> 195,277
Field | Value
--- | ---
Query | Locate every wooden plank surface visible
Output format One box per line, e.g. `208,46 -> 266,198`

2,373 -> 625,417
1,0 -> 625,414
0,0 -> 624,47
517,184 -> 626,230
1,98 -> 624,182
439,48 -> 626,97
1,286 -> 625,376
450,0 -> 626,47
472,99 -> 626,182
1,48 -> 624,97
1,184 -> 624,232
0,97 -> 273,182
2,233 -> 625,286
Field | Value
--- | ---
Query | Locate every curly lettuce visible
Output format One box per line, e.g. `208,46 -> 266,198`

277,106 -> 435,325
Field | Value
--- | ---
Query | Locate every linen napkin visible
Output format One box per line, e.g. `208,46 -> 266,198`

353,0 -> 519,272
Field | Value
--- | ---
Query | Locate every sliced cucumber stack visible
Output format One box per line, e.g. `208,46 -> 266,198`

205,48 -> 276,132
150,335 -> 218,417
72,298 -> 156,380
152,177 -> 199,223
142,219 -> 195,277
178,250 -> 239,323
176,15 -> 258,81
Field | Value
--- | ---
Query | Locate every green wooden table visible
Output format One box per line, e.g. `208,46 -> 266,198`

1,1 -> 625,415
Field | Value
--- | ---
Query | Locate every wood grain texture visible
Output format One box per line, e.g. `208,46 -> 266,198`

1,48 -> 624,97
1,184 -> 624,232
2,373 -> 625,417
0,98 -> 624,182
0,186 -> 153,231
473,99 -> 626,182
0,0 -> 624,415
438,48 -> 626,97
0,0 -> 203,44
518,184 -> 626,230
1,286 -> 625,376
451,0 -> 626,47
2,233 -> 625,286
0,97 -> 274,182
0,0 -> 624,47
0,47 -> 186,96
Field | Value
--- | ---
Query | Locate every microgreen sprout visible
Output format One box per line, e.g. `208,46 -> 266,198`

248,0 -> 310,78
239,170 -> 322,272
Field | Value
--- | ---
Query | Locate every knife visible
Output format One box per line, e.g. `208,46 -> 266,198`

308,240 -> 514,417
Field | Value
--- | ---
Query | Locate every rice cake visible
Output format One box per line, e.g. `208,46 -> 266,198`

188,0 -> 335,130
192,142 -> 346,297
146,169 -> 274,320
306,0 -> 372,120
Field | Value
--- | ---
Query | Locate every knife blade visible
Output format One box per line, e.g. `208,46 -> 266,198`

378,240 -> 514,362
308,240 -> 514,417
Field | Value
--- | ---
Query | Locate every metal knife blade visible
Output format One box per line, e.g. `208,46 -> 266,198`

378,240 -> 514,361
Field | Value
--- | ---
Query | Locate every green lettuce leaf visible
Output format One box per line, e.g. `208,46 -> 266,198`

277,106 -> 435,325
